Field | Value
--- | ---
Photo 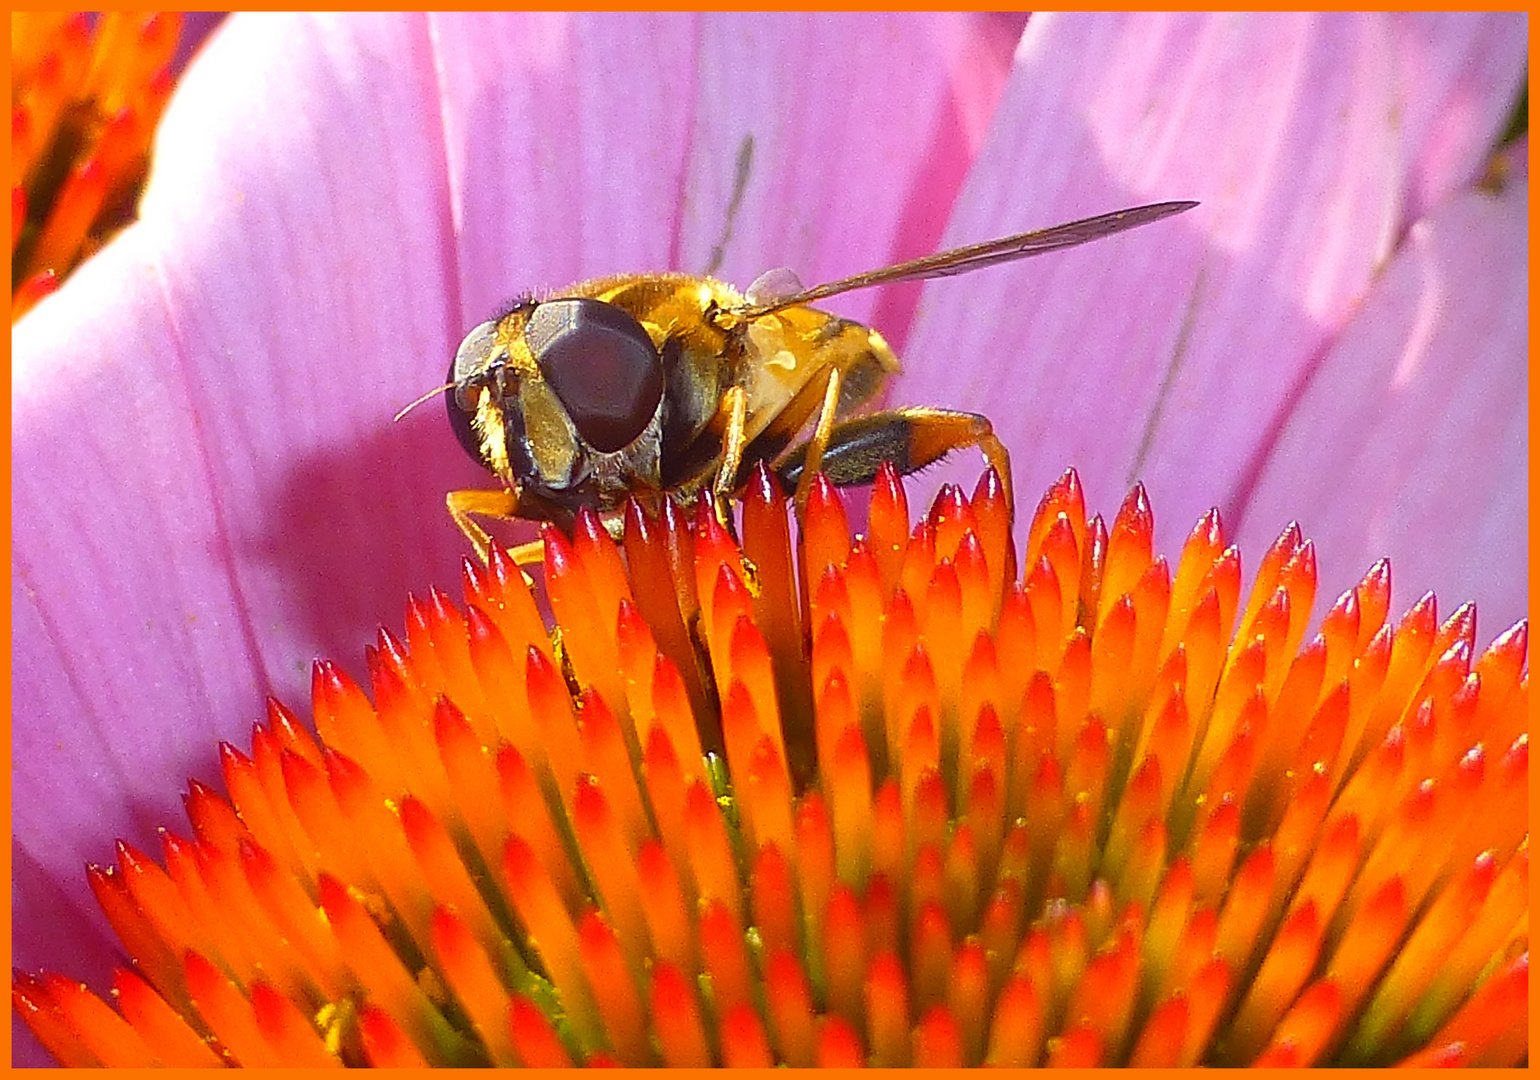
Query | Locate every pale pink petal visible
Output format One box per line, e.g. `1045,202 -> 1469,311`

12,229 -> 268,874
1235,182 -> 1526,636
673,13 -> 1018,342
434,12 -> 1015,332
893,12 -> 1521,570
431,12 -> 700,322
128,11 -> 471,667
1388,12 -> 1527,220
13,236 -> 305,1059
13,12 -> 468,1041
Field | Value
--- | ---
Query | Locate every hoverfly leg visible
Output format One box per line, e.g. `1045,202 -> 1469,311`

712,385 -> 750,527
793,367 -> 844,513
976,427 -> 1013,515
502,538 -> 549,567
777,407 -> 1014,517
447,487 -> 521,564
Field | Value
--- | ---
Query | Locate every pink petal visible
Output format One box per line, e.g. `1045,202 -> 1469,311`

13,231 -> 277,999
1387,12 -> 1528,220
131,12 -> 471,676
436,11 -> 1013,324
1234,182 -> 1527,636
672,13 -> 1019,341
431,12 -> 700,321
14,11 -> 473,1044
893,13 -> 1521,571
430,11 -> 1019,334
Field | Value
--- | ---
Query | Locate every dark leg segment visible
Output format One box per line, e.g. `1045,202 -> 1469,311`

776,407 -> 1014,511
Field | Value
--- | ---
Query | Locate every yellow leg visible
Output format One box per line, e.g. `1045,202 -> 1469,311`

503,538 -> 548,567
446,487 -> 520,564
793,367 -> 843,511
713,385 -> 749,523
976,428 -> 1014,516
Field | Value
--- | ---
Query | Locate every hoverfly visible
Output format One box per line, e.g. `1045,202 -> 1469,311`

426,200 -> 1197,561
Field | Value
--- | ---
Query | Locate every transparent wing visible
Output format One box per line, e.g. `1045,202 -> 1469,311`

735,200 -> 1198,319
744,266 -> 806,307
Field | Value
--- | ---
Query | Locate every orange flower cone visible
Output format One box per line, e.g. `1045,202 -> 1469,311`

13,465 -> 1527,1066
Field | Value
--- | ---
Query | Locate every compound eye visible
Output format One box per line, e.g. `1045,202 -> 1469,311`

451,320 -> 501,411
444,355 -> 485,464
525,298 -> 664,454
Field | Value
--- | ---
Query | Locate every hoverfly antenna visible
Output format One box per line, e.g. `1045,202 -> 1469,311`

393,380 -> 459,423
